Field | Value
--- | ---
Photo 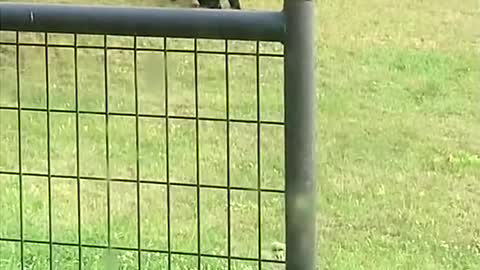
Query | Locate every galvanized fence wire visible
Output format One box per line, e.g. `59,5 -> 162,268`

0,31 -> 285,269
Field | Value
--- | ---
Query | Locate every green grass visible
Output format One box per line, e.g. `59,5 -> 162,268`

1,0 -> 479,269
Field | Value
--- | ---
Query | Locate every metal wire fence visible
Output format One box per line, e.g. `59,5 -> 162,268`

0,32 -> 287,269
0,1 -> 316,269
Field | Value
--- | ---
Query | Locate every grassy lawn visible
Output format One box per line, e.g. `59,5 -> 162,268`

1,0 -> 479,269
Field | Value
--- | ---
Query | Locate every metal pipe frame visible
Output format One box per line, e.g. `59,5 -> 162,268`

283,0 -> 317,269
0,1 -> 317,269
0,2 -> 284,42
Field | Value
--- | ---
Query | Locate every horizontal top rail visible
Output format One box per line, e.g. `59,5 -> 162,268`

0,2 -> 285,42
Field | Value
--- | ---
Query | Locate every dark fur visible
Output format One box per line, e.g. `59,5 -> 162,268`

172,0 -> 241,9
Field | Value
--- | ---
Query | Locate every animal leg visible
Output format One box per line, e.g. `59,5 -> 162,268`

191,0 -> 200,7
228,0 -> 241,9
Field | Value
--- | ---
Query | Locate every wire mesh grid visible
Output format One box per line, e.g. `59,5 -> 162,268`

0,31 -> 286,269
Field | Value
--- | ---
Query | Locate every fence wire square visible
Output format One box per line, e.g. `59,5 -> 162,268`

0,30 -> 286,269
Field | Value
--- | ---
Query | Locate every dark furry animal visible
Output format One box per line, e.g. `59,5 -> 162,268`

172,0 -> 241,9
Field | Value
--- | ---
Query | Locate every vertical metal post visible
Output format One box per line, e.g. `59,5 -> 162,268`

284,0 -> 316,270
